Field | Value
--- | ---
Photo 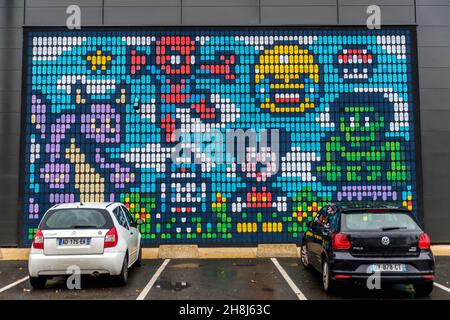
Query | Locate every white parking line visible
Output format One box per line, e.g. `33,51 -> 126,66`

271,258 -> 307,300
0,276 -> 29,293
434,282 -> 450,294
136,259 -> 170,300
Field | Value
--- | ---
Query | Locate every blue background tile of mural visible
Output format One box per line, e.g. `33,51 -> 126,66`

22,28 -> 420,245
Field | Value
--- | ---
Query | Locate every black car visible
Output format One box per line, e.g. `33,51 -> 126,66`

300,202 -> 435,296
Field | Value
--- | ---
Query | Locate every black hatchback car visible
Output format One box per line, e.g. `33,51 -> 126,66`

300,202 -> 435,296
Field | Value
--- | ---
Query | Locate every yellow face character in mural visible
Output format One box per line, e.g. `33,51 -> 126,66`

255,45 -> 319,113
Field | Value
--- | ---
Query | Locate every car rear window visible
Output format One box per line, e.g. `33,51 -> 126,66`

341,212 -> 420,232
40,208 -> 113,230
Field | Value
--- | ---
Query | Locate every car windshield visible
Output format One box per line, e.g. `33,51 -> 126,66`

341,212 -> 420,232
40,208 -> 113,230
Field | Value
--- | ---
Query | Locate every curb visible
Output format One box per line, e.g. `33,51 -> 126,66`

1,245 -> 449,260
430,245 -> 450,257
159,245 -> 199,259
256,244 -> 299,258
199,247 -> 257,259
0,249 -> 30,261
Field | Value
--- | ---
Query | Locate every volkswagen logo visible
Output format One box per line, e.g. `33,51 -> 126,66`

381,236 -> 390,246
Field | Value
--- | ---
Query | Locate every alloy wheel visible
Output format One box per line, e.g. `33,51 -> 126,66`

301,246 -> 309,267
323,261 -> 329,291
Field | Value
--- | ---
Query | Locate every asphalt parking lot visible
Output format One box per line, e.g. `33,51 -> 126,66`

1,257 -> 450,300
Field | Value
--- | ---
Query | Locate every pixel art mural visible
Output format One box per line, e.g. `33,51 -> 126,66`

21,28 -> 420,245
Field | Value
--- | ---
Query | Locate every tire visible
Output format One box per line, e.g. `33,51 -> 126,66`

322,260 -> 339,294
300,245 -> 310,269
29,276 -> 46,289
113,254 -> 129,286
414,281 -> 434,297
134,246 -> 142,267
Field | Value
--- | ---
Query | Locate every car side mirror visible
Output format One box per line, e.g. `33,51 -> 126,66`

136,219 -> 144,225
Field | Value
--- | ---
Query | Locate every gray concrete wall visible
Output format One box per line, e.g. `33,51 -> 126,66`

416,0 -> 450,243
0,0 -> 449,245
21,0 -> 418,26
0,0 -> 23,246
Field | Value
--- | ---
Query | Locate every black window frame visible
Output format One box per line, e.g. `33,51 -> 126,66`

313,207 -> 328,229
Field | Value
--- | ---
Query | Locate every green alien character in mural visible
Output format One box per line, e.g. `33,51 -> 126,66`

317,98 -> 410,184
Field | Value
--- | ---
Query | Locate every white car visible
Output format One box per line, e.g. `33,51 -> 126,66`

28,202 -> 143,288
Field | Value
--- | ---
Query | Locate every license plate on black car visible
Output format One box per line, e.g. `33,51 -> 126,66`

368,263 -> 407,272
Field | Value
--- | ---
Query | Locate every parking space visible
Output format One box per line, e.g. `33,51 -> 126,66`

276,257 -> 450,300
0,260 -> 162,300
0,257 -> 450,300
0,261 -> 28,290
434,257 -> 450,287
145,259 -> 297,300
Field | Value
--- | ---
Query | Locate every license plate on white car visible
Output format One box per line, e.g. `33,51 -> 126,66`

368,263 -> 407,273
58,238 -> 91,246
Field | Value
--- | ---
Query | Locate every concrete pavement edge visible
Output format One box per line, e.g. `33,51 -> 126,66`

1,245 -> 449,260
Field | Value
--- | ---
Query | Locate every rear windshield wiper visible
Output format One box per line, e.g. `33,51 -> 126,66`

381,226 -> 407,231
71,225 -> 99,229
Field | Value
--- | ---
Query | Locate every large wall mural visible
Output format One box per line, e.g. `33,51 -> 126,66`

22,28 -> 420,245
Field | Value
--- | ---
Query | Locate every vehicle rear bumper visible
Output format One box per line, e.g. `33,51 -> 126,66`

28,251 -> 126,277
332,274 -> 434,284
329,251 -> 435,284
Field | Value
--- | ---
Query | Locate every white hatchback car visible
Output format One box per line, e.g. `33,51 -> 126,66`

28,202 -> 143,288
